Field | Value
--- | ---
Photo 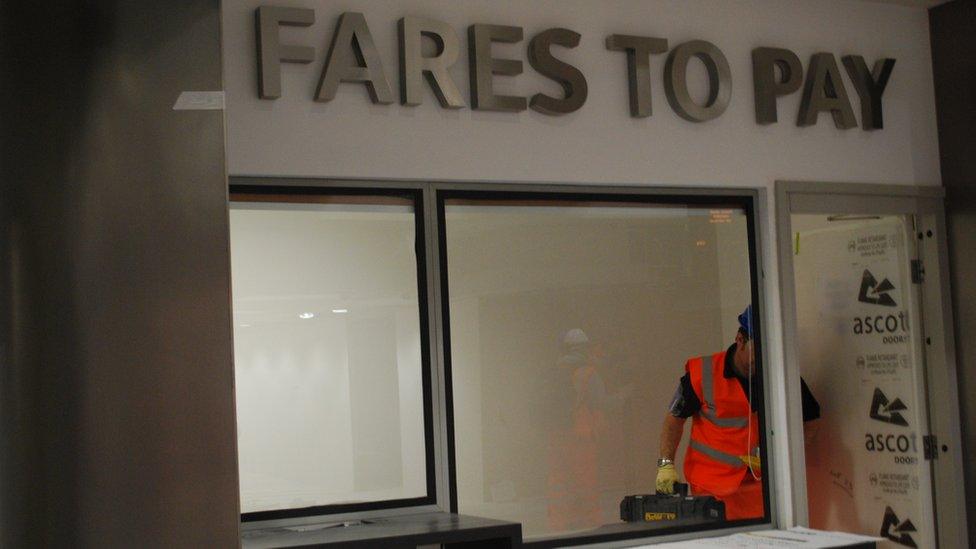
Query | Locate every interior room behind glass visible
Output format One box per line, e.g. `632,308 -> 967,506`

444,198 -> 755,540
230,194 -> 428,516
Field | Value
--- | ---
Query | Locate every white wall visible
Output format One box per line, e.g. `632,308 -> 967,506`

224,0 -> 939,187
222,0 -> 941,525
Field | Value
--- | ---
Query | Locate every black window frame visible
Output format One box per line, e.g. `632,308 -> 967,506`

229,183 -> 438,523
228,178 -> 775,546
435,188 -> 771,547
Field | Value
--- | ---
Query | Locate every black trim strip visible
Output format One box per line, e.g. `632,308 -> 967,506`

744,195 -> 773,524
242,497 -> 433,524
435,194 -> 459,513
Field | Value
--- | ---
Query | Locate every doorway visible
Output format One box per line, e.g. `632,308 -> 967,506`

776,182 -> 968,547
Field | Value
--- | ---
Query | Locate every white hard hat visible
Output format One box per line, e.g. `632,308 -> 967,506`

563,328 -> 589,346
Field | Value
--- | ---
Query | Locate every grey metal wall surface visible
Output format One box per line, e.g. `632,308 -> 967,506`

0,2 -> 239,547
930,2 -> 976,547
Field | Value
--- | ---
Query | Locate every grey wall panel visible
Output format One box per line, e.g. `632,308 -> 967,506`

930,2 -> 976,547
0,2 -> 238,547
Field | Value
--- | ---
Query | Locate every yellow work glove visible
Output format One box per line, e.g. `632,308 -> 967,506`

739,454 -> 761,469
656,462 -> 678,494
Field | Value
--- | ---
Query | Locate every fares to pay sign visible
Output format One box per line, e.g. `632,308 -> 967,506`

794,219 -> 933,549
253,6 -> 895,130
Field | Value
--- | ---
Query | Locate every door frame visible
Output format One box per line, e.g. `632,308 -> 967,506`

774,180 -> 968,546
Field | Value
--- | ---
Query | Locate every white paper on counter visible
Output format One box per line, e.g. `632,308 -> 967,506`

636,526 -> 882,548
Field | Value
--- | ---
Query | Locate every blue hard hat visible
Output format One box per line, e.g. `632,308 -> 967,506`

738,305 -> 753,337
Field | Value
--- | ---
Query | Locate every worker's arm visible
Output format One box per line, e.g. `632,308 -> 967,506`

657,374 -> 697,493
659,414 -> 686,462
656,414 -> 686,493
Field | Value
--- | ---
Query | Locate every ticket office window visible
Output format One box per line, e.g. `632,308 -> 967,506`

440,190 -> 769,545
229,181 -> 771,545
229,187 -> 435,522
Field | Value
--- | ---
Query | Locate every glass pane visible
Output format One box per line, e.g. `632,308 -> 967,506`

793,214 -> 935,548
230,194 -> 428,515
444,197 -> 760,542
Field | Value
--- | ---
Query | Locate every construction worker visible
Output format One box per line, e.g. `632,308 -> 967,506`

655,306 -> 820,520
546,328 -> 606,531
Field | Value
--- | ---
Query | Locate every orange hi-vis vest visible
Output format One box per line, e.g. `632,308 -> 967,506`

683,351 -> 760,497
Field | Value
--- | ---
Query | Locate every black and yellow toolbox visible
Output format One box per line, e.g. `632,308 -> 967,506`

619,483 -> 726,523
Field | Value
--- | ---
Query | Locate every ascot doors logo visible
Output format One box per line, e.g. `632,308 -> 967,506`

880,506 -> 918,548
853,269 -> 909,343
865,388 -> 917,463
858,269 -> 897,307
870,388 -> 909,427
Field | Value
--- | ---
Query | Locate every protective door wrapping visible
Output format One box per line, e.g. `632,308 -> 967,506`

794,217 -> 934,548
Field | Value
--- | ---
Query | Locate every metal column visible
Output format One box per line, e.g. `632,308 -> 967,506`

931,2 -> 976,547
0,2 -> 239,546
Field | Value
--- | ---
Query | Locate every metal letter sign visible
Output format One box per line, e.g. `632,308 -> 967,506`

842,56 -> 896,130
527,28 -> 588,115
468,24 -> 526,112
398,17 -> 465,108
251,6 -> 895,130
798,53 -> 857,129
255,6 -> 315,99
605,34 -> 669,118
664,40 -> 732,122
752,47 -> 803,124
315,13 -> 394,104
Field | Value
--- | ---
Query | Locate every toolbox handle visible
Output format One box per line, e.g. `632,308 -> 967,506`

658,483 -> 689,497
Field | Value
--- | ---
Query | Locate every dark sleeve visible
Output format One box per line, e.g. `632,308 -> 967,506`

669,372 -> 702,419
800,378 -> 821,422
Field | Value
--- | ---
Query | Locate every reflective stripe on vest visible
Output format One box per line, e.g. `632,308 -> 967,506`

689,439 -> 746,469
699,355 -> 749,428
